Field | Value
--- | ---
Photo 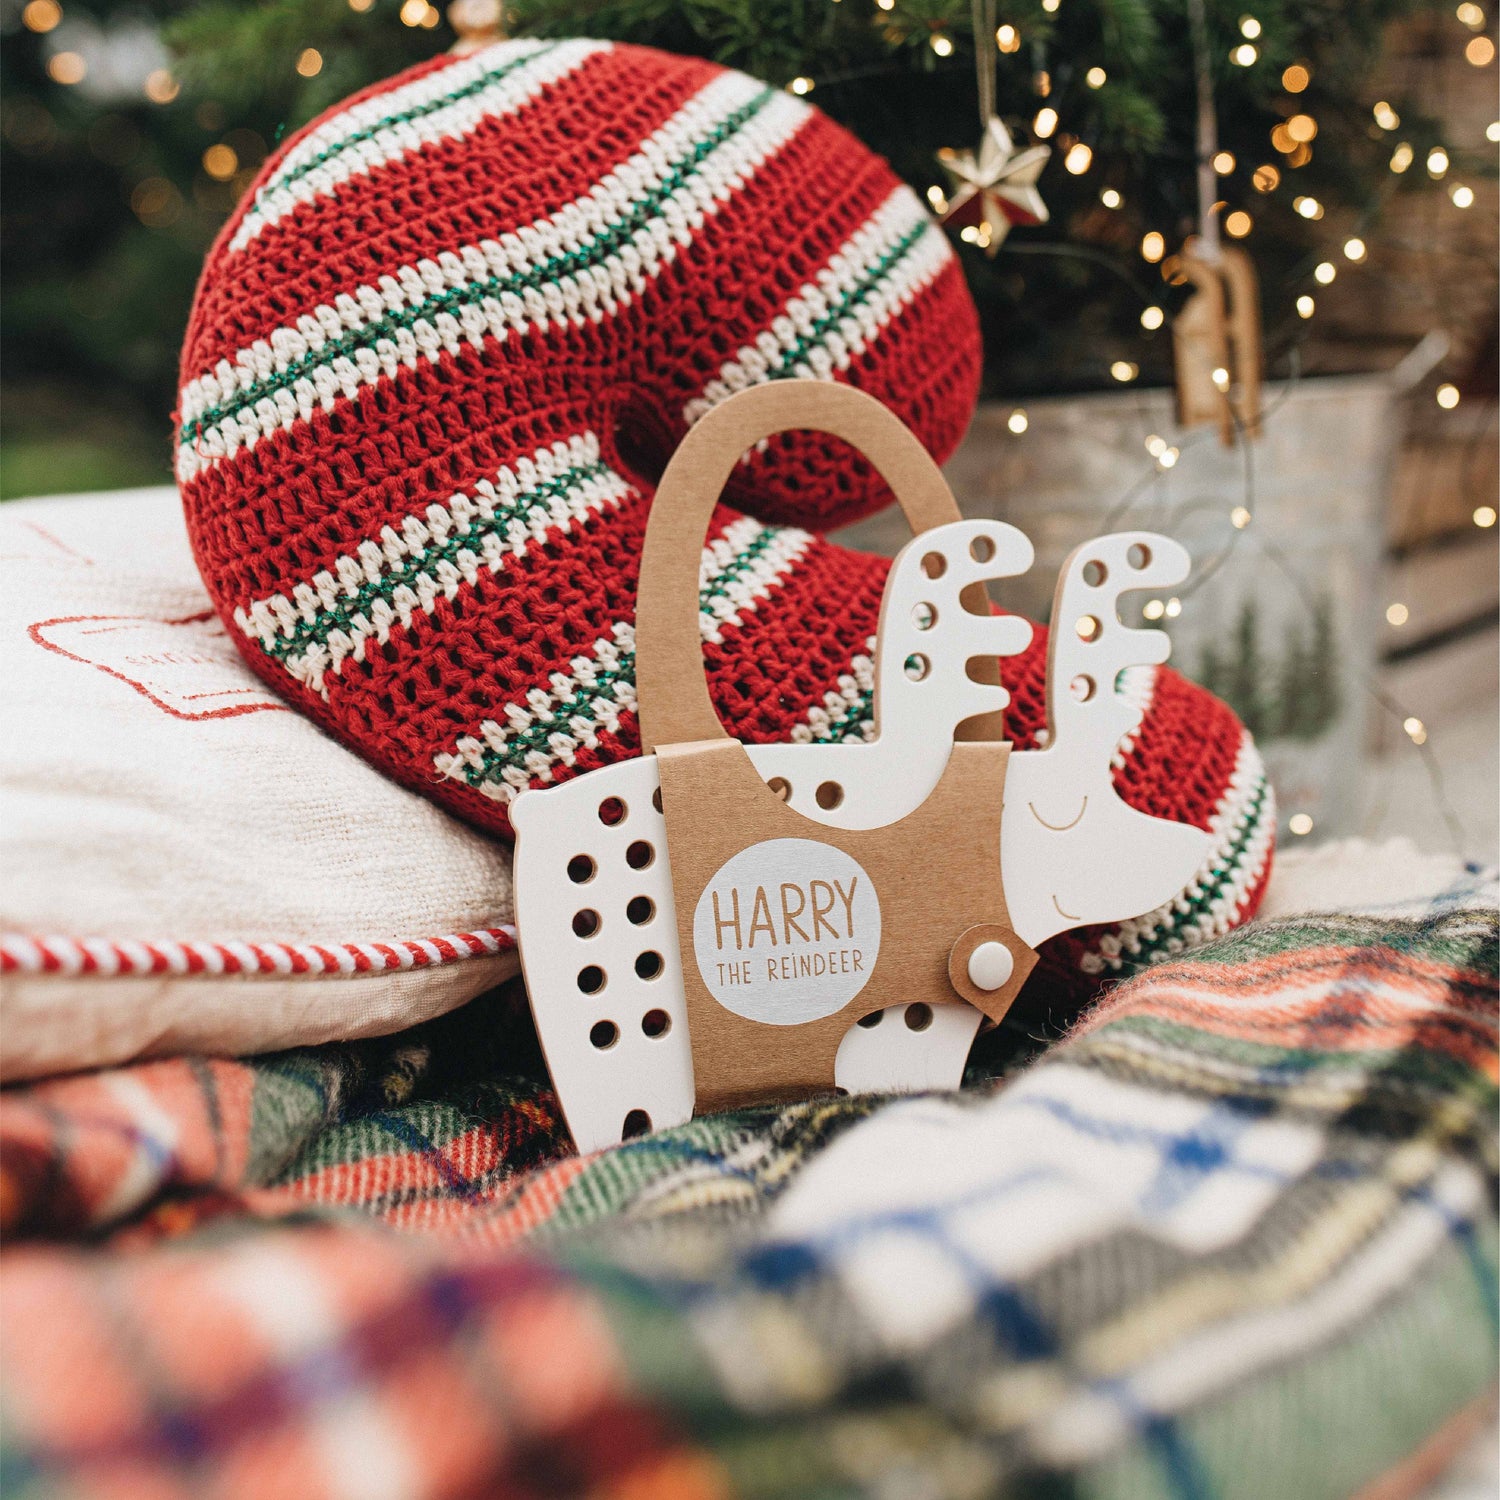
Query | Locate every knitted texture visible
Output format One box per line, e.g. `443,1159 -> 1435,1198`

176,39 -> 1273,994
3,869 -> 1495,1497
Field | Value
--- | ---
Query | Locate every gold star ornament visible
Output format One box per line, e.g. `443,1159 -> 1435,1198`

937,116 -> 1050,255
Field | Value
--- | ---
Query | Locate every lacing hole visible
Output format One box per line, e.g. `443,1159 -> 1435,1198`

904,653 -> 930,681
589,1019 -> 619,1050
815,781 -> 844,811
598,796 -> 627,826
626,840 -> 654,870
1127,543 -> 1152,570
970,535 -> 995,563
567,854 -> 596,884
904,1003 -> 934,1032
767,776 -> 792,802
912,602 -> 936,631
626,895 -> 655,925
641,1008 -> 671,1038
622,1108 -> 652,1138
577,965 -> 606,995
1070,674 -> 1096,703
1082,559 -> 1108,587
921,551 -> 946,579
572,909 -> 600,938
634,950 -> 663,980
1075,616 -> 1101,643
856,1010 -> 884,1029
652,786 -> 664,814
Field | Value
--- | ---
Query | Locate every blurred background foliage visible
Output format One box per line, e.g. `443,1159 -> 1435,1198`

0,0 -> 1489,496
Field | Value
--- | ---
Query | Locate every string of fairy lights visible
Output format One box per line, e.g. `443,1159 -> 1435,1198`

16,0 -> 1497,849
776,0 -> 1493,847
774,0 -> 1496,440
1102,355 -> 1473,850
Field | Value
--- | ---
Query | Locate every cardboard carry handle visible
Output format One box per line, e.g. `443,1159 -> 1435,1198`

636,382 -> 994,754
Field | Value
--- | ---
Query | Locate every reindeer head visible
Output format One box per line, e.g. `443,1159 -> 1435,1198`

1001,533 -> 1214,949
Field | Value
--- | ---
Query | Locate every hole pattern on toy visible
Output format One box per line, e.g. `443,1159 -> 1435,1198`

513,526 -> 1214,1151
511,758 -> 693,1155
515,522 -> 1038,1149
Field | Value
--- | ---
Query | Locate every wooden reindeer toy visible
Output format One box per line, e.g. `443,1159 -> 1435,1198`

511,382 -> 1213,1152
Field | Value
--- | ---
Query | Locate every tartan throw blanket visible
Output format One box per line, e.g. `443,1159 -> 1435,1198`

1,860 -> 1495,1499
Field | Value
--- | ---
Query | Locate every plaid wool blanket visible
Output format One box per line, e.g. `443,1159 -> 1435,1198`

1,860 -> 1495,1500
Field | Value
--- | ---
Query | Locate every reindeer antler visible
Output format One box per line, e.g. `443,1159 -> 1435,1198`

1043,532 -> 1188,754
875,519 -> 1034,750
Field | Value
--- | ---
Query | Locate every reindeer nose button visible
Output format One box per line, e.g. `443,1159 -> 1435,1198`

967,942 -> 1014,993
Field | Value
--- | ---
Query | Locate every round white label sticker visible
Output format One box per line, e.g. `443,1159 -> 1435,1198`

691,838 -> 881,1025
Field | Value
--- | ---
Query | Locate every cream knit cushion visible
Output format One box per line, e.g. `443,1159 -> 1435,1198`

0,487 -> 516,1080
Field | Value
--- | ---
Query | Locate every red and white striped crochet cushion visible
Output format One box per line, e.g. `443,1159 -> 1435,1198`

177,39 -> 1274,1003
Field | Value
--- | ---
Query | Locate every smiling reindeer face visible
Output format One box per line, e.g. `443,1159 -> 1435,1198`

1000,533 -> 1215,950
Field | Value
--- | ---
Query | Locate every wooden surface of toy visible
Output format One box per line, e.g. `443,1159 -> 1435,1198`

513,381 -> 1217,1153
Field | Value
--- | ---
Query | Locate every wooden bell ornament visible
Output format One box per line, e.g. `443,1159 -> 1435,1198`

447,0 -> 505,54
511,381 -> 1214,1153
1173,238 -> 1264,446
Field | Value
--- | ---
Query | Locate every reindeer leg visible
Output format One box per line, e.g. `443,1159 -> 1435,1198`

834,1002 -> 983,1096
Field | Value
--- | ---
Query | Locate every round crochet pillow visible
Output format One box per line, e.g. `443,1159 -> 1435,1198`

178,39 -> 1274,994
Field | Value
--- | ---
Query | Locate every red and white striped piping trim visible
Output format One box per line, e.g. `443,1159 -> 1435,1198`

1,926 -> 518,979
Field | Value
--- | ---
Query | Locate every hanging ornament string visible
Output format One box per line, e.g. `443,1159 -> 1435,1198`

1174,0 -> 1264,442
447,0 -> 507,53
1186,0 -> 1220,266
935,0 -> 1049,257
973,0 -> 998,131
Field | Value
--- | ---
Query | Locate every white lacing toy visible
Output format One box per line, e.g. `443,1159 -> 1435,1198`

511,382 -> 1211,1152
